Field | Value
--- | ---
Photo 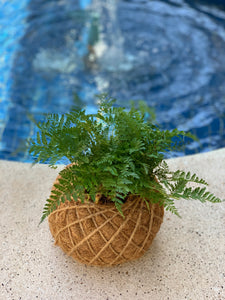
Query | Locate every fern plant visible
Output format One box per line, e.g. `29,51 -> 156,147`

28,94 -> 224,223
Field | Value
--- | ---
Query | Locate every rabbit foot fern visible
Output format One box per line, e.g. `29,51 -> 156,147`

28,94 -> 224,223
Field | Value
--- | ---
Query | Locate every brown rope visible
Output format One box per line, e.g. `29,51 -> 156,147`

53,205 -> 118,241
87,198 -> 142,265
67,200 -> 135,256
132,203 -> 156,258
49,195 -> 164,266
48,167 -> 164,266
108,198 -> 144,265
85,206 -> 120,260
88,204 -> 144,253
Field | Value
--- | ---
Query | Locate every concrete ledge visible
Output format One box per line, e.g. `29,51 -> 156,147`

1,149 -> 225,300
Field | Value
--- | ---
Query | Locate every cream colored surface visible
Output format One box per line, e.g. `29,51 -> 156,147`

0,149 -> 225,300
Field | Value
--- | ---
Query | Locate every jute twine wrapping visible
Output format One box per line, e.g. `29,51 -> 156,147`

48,192 -> 164,266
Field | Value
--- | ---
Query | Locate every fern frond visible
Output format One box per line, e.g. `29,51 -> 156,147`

172,170 -> 208,185
163,198 -> 181,217
28,94 -> 223,222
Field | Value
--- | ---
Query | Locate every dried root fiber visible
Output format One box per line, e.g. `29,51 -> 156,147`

48,194 -> 164,266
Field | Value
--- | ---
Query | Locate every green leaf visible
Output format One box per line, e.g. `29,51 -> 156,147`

41,132 -> 47,145
37,132 -> 41,144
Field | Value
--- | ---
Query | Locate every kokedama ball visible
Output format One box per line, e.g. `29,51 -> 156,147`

48,195 -> 164,266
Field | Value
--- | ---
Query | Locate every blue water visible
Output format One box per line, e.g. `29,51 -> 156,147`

0,0 -> 225,162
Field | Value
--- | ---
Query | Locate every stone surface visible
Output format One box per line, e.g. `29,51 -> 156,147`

0,149 -> 225,300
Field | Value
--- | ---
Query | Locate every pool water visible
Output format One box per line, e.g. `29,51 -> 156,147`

0,0 -> 225,162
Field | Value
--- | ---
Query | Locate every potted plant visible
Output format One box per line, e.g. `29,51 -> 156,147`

28,95 -> 224,266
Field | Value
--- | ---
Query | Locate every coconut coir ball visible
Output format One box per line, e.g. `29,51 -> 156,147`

48,195 -> 164,266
